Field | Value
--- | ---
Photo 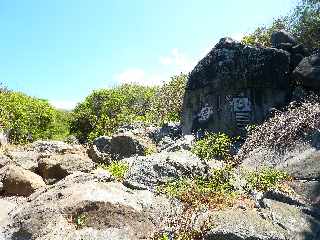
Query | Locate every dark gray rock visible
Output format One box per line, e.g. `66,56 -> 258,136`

182,37 -> 290,136
110,133 -> 149,160
123,150 -> 208,190
271,30 -> 297,47
151,122 -> 182,143
92,136 -> 111,153
292,54 -> 320,89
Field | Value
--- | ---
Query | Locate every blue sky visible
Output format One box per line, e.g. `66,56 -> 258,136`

1,0 -> 297,109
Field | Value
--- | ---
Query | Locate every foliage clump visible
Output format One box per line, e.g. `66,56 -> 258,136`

242,0 -> 320,50
70,84 -> 156,143
245,168 -> 291,192
191,132 -> 233,161
148,74 -> 187,125
99,162 -> 129,181
158,166 -> 237,209
0,90 -> 70,144
70,73 -> 187,143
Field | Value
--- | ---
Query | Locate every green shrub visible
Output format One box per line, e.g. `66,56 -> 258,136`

158,166 -> 236,209
0,91 -> 70,144
245,168 -> 290,192
191,132 -> 233,161
70,84 -> 157,143
99,162 -> 129,181
148,73 -> 187,125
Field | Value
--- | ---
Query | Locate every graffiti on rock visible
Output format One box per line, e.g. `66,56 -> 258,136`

232,97 -> 252,129
197,104 -> 214,122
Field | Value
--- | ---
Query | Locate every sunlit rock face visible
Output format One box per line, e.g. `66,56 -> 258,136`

182,37 -> 291,136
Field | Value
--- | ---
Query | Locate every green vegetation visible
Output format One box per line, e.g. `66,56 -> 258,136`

191,132 -> 233,161
0,90 -> 70,144
99,162 -> 129,181
70,84 -> 156,143
148,74 -> 187,125
158,166 -> 237,209
245,168 -> 291,192
70,73 -> 187,143
74,212 -> 88,229
242,0 -> 320,50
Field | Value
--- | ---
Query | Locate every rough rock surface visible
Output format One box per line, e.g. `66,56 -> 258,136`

0,154 -> 10,168
182,37 -> 290,136
190,199 -> 320,240
30,140 -> 83,154
2,165 -> 46,196
123,150 -> 208,190
1,172 -> 181,240
293,54 -> 320,89
271,30 -> 298,47
88,133 -> 151,163
38,153 -> 95,183
6,150 -> 39,172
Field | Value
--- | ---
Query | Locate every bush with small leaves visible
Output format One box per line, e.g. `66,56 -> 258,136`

99,162 -> 129,181
245,168 -> 291,192
191,132 -> 233,161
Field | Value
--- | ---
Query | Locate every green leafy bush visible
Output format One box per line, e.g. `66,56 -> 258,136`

99,162 -> 129,181
191,132 -> 233,161
70,84 -> 157,143
148,73 -> 187,125
70,74 -> 187,143
0,91 -> 70,144
245,168 -> 290,192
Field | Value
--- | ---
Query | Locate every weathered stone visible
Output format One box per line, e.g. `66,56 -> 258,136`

2,165 -> 46,196
6,150 -> 39,172
182,37 -> 290,136
271,30 -> 297,47
151,122 -> 182,143
38,154 -> 95,184
30,140 -> 82,154
289,180 -> 320,205
2,172 -> 180,240
0,154 -> 10,168
292,54 -> 320,89
123,150 -> 208,190
110,133 -> 148,160
277,148 -> 320,180
92,136 -> 112,153
87,144 -> 112,164
191,199 -> 320,240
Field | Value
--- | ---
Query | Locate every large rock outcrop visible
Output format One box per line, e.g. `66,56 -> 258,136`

293,54 -> 320,89
182,37 -> 291,136
1,172 -> 180,240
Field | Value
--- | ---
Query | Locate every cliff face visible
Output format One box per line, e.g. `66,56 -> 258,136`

182,37 -> 291,136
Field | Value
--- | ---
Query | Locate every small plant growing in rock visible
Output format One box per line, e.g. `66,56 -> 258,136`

245,168 -> 291,192
144,145 -> 157,155
74,212 -> 88,229
99,162 -> 129,181
191,132 -> 232,161
158,165 -> 237,209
